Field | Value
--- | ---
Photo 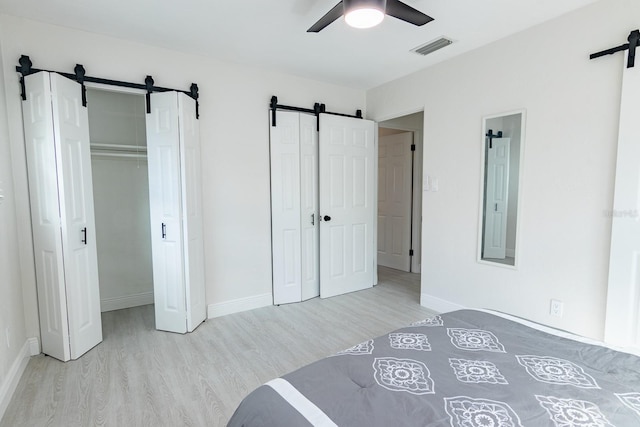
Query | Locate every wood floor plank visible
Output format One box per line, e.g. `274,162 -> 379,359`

1,267 -> 434,426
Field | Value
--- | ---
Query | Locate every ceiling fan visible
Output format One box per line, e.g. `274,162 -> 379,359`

307,0 -> 433,32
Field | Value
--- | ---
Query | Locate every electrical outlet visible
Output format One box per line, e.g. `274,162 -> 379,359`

550,299 -> 564,317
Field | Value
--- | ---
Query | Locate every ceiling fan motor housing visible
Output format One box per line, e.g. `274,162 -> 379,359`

343,0 -> 387,13
308,0 -> 432,32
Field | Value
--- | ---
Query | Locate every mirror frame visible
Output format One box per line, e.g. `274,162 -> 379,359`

477,109 -> 527,269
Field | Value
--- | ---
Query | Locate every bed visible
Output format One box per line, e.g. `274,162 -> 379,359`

227,309 -> 640,426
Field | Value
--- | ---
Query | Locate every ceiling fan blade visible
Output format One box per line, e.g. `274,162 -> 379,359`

385,0 -> 434,26
307,1 -> 344,32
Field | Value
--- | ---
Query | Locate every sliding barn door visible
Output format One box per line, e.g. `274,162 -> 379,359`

270,111 -> 303,304
22,71 -> 102,361
606,56 -> 640,352
319,114 -> 375,298
270,112 -> 319,305
178,93 -> 207,331
147,91 -> 205,333
299,114 -> 320,301
51,74 -> 103,359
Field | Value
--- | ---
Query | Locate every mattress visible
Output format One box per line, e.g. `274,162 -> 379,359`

227,309 -> 640,426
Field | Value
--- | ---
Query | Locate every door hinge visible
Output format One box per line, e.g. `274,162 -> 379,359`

409,249 -> 414,256
411,144 -> 416,151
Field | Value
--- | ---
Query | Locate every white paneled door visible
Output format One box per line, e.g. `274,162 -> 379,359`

270,111 -> 302,304
299,114 -> 320,301
178,93 -> 207,332
147,91 -> 206,334
319,114 -> 375,298
483,138 -> 510,259
270,112 -> 319,305
377,132 -> 413,272
605,56 -> 640,352
23,71 -> 102,361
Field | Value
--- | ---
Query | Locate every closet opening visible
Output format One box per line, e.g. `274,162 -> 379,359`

86,86 -> 154,313
21,68 -> 206,360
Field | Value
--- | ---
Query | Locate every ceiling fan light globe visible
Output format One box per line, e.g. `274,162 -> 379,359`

344,8 -> 385,29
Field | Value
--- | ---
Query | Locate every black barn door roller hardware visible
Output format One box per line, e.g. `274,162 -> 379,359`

270,95 -> 363,130
485,129 -> 503,149
16,55 -> 200,118
590,29 -> 639,69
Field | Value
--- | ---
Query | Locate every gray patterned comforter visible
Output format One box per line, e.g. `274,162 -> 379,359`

227,309 -> 640,426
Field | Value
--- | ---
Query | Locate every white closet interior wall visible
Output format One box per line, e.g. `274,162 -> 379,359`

87,89 -> 153,312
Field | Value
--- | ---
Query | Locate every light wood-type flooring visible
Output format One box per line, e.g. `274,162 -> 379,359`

1,266 -> 434,427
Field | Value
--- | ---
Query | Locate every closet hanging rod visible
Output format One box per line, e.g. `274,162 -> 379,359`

270,95 -> 363,130
15,55 -> 200,118
90,143 -> 147,152
91,151 -> 147,159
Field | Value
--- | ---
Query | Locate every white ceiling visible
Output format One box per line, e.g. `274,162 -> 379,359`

0,0 -> 599,89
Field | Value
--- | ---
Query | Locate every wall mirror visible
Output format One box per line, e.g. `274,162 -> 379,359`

478,110 -> 525,267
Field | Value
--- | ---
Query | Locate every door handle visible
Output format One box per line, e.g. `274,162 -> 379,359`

81,227 -> 87,245
494,203 -> 498,212
162,223 -> 167,239
311,213 -> 315,226
323,215 -> 332,222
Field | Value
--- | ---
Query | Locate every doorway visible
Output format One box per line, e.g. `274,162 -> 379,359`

377,111 -> 424,273
86,88 -> 154,312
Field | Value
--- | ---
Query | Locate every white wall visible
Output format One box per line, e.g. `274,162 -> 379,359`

0,14 -> 365,339
366,0 -> 638,339
91,157 -> 153,310
0,23 -> 30,418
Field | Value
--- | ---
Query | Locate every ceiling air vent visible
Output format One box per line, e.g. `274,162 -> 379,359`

411,37 -> 453,56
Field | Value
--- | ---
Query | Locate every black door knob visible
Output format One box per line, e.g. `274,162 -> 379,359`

323,215 -> 331,221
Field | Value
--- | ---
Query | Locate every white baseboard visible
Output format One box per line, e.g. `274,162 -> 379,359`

0,339 -> 32,420
420,293 -> 466,313
207,293 -> 272,319
101,291 -> 154,312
